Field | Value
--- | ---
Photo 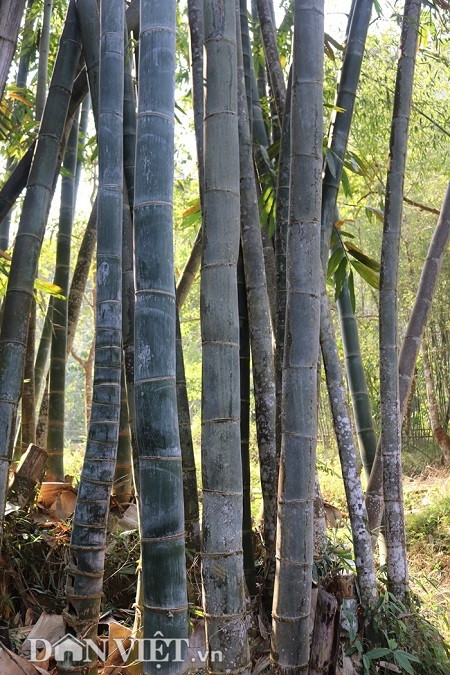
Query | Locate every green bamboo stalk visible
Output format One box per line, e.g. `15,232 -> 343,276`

133,1 -> 188,670
75,94 -> 91,196
176,312 -> 200,555
113,368 -> 133,504
62,1 -> 124,671
255,0 -> 286,125
366,181 -> 450,533
274,69 -> 292,458
201,0 -> 250,669
320,0 -> 373,266
271,1 -> 324,671
337,279 -> 378,477
75,0 -> 100,126
36,0 -> 54,121
319,279 -> 377,610
379,0 -> 421,600
67,197 -> 97,356
47,109 -> 80,479
238,247 -> 257,596
237,23 -> 277,595
0,0 -> 81,527
0,0 -> 27,103
187,0 -> 204,208
22,299 -> 37,449
240,0 -> 253,131
319,0 -> 377,479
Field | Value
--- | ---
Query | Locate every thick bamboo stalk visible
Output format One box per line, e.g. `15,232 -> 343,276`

237,248 -> 257,596
62,2 -> 124,671
75,0 -> 100,126
0,1 -> 81,528
187,0 -> 205,208
366,181 -> 450,531
237,26 -> 277,589
36,0 -> 54,121
319,280 -> 377,610
379,0 -> 421,600
271,1 -> 324,671
0,0 -> 27,102
255,0 -> 286,124
133,2 -> 189,670
201,0 -> 250,670
176,313 -> 200,554
47,109 -> 80,480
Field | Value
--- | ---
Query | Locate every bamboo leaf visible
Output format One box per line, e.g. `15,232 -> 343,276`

34,279 -> 64,298
365,648 -> 392,660
366,205 -> 384,222
393,652 -> 415,674
345,241 -> 381,271
341,168 -> 352,197
348,270 -> 356,313
327,247 -> 344,279
350,260 -> 380,289
334,257 -> 347,300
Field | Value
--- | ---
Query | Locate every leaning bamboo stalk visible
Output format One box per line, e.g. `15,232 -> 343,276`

0,1 -> 81,527
271,1 -> 324,671
201,0 -> 250,670
133,1 -> 189,670
320,0 -> 373,265
61,2 -> 124,671
379,0 -> 421,600
176,313 -> 201,555
319,279 -> 377,610
366,181 -> 450,532
255,0 -> 286,124
237,24 -> 277,589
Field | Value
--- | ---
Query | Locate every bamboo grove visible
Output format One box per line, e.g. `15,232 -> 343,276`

0,0 -> 449,673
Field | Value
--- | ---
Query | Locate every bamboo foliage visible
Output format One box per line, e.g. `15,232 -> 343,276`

379,0 -> 421,600
0,0 -> 81,526
134,1 -> 189,669
201,0 -> 249,669
271,1 -> 324,670
62,1 -> 124,670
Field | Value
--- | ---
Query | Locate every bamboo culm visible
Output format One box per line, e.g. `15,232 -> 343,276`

271,2 -> 324,671
0,0 -> 27,103
379,0 -> 421,600
320,0 -> 373,265
237,22 -> 277,593
36,0 -> 54,121
0,0 -> 81,527
133,1 -> 189,670
47,108 -> 80,479
201,0 -> 250,670
237,247 -> 257,596
366,181 -> 450,532
255,0 -> 286,125
175,313 -> 200,555
319,279 -> 377,610
62,2 -> 124,671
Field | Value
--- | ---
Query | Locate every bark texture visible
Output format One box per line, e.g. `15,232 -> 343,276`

271,2 -> 324,671
378,0 -> 421,600
201,0 -> 250,669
